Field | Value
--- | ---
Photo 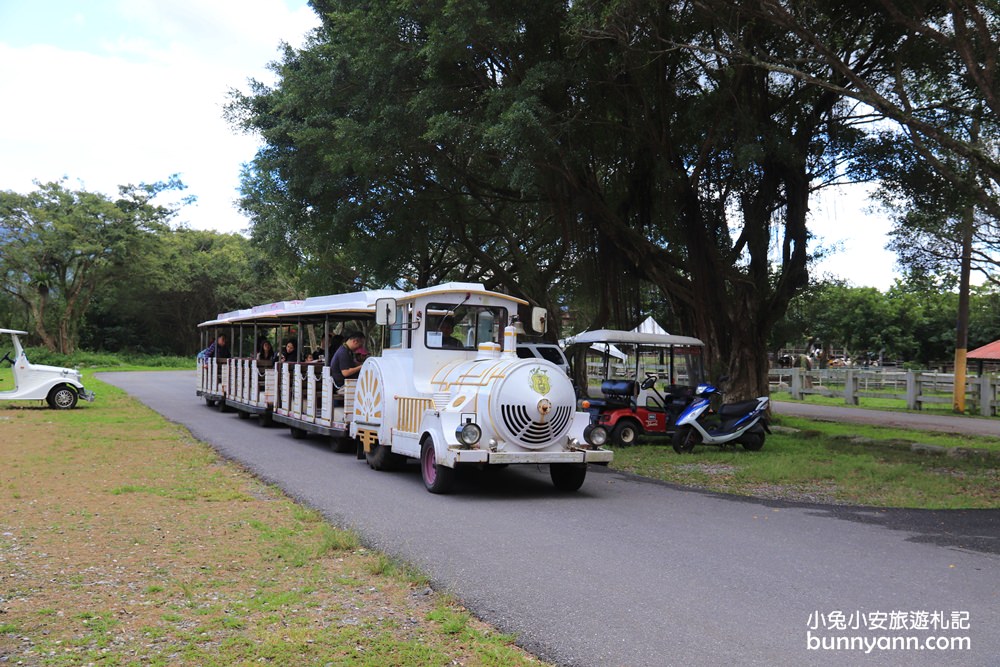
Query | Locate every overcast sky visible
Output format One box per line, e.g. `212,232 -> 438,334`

0,1 -> 901,290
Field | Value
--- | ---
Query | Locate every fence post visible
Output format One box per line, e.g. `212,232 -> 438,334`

791,368 -> 803,400
844,370 -> 859,405
906,371 -> 919,410
982,375 -> 994,417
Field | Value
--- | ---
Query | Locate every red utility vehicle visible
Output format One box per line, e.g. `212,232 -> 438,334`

567,330 -> 705,446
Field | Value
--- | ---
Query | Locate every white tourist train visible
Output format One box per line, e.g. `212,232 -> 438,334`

196,282 -> 612,493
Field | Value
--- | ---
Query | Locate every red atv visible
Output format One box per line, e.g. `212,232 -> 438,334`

567,329 -> 705,447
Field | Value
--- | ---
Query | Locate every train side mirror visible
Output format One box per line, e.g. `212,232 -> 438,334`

375,298 -> 397,325
530,307 -> 547,334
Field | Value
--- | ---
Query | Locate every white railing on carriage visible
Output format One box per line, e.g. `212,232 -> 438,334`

199,358 -> 358,426
255,360 -> 356,427
768,367 -> 1000,417
198,357 -> 227,397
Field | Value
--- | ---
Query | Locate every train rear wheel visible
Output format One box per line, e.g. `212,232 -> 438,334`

366,443 -> 404,471
330,436 -> 355,453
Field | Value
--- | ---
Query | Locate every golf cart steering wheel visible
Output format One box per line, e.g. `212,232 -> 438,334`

641,373 -> 659,390
1,351 -> 14,366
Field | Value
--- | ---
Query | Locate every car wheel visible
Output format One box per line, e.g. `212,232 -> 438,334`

47,385 -> 78,410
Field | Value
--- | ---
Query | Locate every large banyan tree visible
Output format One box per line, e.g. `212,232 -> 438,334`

230,0 -> 911,398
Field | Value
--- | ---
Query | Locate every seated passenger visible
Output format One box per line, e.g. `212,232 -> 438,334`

257,340 -> 276,362
330,332 -> 366,391
280,340 -> 298,363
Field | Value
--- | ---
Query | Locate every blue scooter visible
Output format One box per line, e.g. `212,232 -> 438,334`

671,382 -> 770,453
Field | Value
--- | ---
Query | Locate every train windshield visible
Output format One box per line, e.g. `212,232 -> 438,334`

426,303 -> 507,350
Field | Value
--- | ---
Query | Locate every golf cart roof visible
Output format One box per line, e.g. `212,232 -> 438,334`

569,329 -> 704,347
1,329 -> 29,336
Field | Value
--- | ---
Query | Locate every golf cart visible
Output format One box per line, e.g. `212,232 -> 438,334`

0,329 -> 95,409
567,329 -> 705,446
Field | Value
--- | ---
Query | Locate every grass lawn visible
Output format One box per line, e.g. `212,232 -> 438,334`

770,390 -> 988,417
610,415 -> 1000,509
0,371 -> 543,666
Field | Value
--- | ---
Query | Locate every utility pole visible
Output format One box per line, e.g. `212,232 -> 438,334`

953,204 -> 973,413
953,113 -> 981,414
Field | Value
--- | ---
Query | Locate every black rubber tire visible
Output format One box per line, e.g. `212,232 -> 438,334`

740,432 -> 765,451
290,426 -> 308,440
204,396 -> 218,407
611,420 -> 641,447
366,443 -> 404,471
47,385 -> 78,410
550,463 -> 587,492
330,436 -> 355,454
671,425 -> 701,454
237,410 -> 250,420
420,439 -> 455,494
257,411 -> 273,427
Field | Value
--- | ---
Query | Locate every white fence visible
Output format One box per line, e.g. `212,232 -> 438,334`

768,368 -> 1000,417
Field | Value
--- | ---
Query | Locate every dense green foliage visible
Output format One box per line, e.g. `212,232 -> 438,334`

773,280 -> 1000,366
2,2 -> 997,377
230,0 -> 911,397
0,179 -> 180,354
0,181 -> 286,356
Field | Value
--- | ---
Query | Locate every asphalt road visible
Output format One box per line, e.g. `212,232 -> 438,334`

101,371 -> 1000,667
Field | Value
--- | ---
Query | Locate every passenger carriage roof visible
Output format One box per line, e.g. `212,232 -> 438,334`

196,289 -> 404,328
393,282 -> 528,306
569,329 -> 705,347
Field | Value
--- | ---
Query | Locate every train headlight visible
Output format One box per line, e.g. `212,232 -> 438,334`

583,424 -> 608,447
456,422 -> 482,447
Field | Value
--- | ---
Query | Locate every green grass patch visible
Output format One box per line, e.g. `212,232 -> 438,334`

771,390 -> 989,417
611,416 -> 999,508
1,370 -> 544,667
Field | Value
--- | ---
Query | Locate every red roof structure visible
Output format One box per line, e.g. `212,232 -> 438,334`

968,339 -> 1000,360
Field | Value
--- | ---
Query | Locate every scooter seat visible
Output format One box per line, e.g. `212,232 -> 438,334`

718,399 -> 760,419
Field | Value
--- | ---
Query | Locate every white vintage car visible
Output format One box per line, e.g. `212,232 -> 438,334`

0,329 -> 95,409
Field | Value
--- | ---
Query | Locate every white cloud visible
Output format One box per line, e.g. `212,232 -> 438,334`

808,183 -> 900,290
0,1 -> 318,234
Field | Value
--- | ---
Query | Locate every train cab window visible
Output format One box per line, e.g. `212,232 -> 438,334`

425,303 -> 506,350
387,305 -> 408,349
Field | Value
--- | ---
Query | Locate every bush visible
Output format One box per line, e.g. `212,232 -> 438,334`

22,347 -> 193,369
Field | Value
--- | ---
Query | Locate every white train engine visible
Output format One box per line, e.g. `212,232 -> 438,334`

350,283 -> 611,493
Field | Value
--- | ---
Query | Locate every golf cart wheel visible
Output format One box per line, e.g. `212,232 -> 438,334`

611,420 -> 641,447
47,385 -> 78,410
671,425 -> 700,454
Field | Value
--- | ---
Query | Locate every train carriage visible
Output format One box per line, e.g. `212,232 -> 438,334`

196,282 -> 612,493
197,289 -> 401,447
